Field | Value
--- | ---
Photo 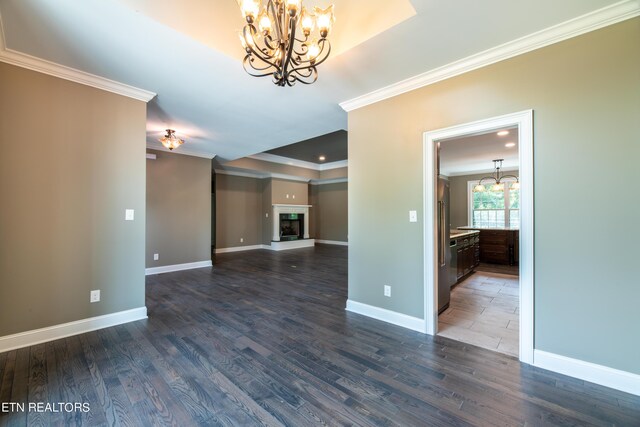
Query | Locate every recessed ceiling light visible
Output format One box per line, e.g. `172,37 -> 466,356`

318,155 -> 326,161
505,142 -> 516,148
497,130 -> 509,136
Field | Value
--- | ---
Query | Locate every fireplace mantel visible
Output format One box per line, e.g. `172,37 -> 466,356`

272,204 -> 311,241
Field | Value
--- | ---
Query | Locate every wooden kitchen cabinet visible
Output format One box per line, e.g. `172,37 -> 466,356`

474,229 -> 519,265
454,233 -> 480,282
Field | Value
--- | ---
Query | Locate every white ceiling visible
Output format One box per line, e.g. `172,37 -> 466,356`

439,127 -> 519,176
0,0 -> 620,161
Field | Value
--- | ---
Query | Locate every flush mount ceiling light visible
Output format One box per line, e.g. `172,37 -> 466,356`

158,129 -> 184,151
237,0 -> 335,86
497,130 -> 510,136
318,155 -> 326,161
473,159 -> 520,192
505,142 -> 516,148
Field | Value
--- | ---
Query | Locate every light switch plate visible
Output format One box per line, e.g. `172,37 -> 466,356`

409,210 -> 417,222
90,290 -> 100,303
125,209 -> 135,221
384,285 -> 391,297
153,253 -> 159,261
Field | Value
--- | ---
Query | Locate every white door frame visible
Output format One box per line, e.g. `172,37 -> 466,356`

423,110 -> 534,364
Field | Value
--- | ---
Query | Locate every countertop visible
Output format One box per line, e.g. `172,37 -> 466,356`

450,230 -> 480,239
457,226 -> 519,231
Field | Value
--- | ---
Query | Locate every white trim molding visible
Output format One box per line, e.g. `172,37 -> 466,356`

340,0 -> 640,112
315,239 -> 348,246
0,14 -> 156,103
346,300 -> 426,333
310,177 -> 348,185
423,110 -> 534,365
248,153 -> 348,171
215,245 -> 269,254
534,350 -> 640,396
214,169 -> 311,183
0,307 -> 148,353
269,239 -> 315,251
272,204 -> 311,241
145,260 -> 212,275
146,143 -> 216,159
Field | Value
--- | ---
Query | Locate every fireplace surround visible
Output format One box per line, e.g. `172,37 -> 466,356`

272,204 -> 311,242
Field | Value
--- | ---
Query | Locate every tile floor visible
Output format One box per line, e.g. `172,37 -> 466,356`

438,271 -> 520,357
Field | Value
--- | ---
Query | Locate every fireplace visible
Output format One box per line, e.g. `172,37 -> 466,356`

279,213 -> 303,241
272,204 -> 311,242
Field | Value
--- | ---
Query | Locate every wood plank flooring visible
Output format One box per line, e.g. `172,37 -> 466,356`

439,272 -> 520,357
1,244 -> 639,426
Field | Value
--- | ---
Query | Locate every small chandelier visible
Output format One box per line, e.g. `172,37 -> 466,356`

237,0 -> 335,86
158,129 -> 184,151
473,159 -> 520,192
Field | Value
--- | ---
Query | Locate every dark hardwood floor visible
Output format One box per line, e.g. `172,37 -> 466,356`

1,244 -> 639,426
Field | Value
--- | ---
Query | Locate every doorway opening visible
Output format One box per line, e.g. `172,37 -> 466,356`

423,111 -> 534,364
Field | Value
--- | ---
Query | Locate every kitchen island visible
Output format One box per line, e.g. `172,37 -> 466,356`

458,226 -> 519,266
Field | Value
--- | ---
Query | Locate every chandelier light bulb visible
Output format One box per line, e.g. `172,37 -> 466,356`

300,8 -> 315,35
286,0 -> 301,16
315,5 -> 335,37
307,41 -> 320,60
510,181 -> 520,190
258,10 -> 272,34
239,0 -> 260,22
491,183 -> 504,192
473,184 -> 486,192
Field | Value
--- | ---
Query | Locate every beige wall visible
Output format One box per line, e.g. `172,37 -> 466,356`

0,63 -> 147,336
309,182 -> 348,242
146,150 -> 211,267
319,167 -> 348,180
215,174 -> 263,248
448,170 -> 519,228
348,19 -> 640,374
271,178 -> 309,204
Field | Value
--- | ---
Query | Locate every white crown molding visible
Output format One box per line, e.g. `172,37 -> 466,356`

444,166 -> 519,177
310,177 -> 348,185
145,260 -> 212,276
346,300 -> 426,333
0,307 -> 147,353
339,0 -> 640,112
248,153 -> 348,171
146,144 -> 216,159
534,350 -> 640,396
0,13 -> 156,103
214,168 -> 311,183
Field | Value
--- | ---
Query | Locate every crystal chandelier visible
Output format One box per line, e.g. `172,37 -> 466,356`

237,0 -> 335,86
473,159 -> 520,192
158,129 -> 184,151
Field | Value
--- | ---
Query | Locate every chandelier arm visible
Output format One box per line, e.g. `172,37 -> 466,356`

288,41 -> 331,76
262,34 -> 279,52
268,1 -> 284,43
243,25 -> 281,70
291,68 -> 318,85
282,16 -> 298,79
500,174 -> 519,182
242,55 -> 273,77
243,55 -> 277,73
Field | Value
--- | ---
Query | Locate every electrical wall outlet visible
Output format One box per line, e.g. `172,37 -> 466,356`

90,290 -> 101,303
125,209 -> 135,221
409,210 -> 417,222
153,253 -> 159,261
265,213 -> 269,218
240,237 -> 244,243
384,285 -> 391,297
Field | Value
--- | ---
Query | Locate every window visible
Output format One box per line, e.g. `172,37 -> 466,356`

468,179 -> 519,229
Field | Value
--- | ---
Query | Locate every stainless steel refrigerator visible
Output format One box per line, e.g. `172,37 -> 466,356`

437,176 -> 451,314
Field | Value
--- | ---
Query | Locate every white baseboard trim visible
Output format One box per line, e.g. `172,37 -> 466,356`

215,245 -> 269,254
269,239 -> 315,251
534,350 -> 640,396
145,260 -> 212,275
0,307 -> 148,353
316,239 -> 348,246
346,300 -> 426,333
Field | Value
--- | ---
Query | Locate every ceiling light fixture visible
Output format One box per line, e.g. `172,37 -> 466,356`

505,142 -> 516,148
473,159 -> 520,192
238,0 -> 335,86
318,155 -> 326,161
497,130 -> 510,136
158,129 -> 184,151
